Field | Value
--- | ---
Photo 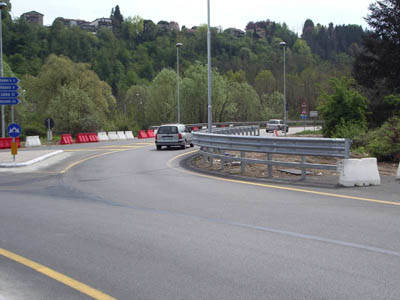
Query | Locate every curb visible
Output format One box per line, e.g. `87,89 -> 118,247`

0,150 -> 64,168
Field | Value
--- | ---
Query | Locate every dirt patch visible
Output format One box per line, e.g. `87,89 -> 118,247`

193,151 -> 398,180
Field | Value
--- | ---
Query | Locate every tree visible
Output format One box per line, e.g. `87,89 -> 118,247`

21,55 -> 115,134
111,5 -> 124,37
353,0 -> 400,93
254,69 -> 276,97
318,77 -> 369,137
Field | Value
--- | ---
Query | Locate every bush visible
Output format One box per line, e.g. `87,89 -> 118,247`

332,119 -> 368,148
366,116 -> 400,161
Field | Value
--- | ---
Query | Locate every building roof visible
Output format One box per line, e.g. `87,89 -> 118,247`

22,11 -> 44,16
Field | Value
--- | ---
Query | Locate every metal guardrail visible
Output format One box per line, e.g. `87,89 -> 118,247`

193,126 -> 351,179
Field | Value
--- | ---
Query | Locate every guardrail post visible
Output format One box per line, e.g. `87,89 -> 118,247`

241,151 -> 246,175
210,148 -> 214,167
202,147 -> 207,164
267,153 -> 273,177
301,156 -> 306,180
345,139 -> 351,159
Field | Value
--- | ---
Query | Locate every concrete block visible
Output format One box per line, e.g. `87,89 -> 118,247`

25,136 -> 41,147
107,131 -> 118,140
117,131 -> 127,140
125,131 -> 134,139
97,132 -> 109,141
397,162 -> 400,180
339,157 -> 381,187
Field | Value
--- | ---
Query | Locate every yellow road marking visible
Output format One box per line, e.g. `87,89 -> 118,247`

168,150 -> 400,207
0,248 -> 116,300
60,150 -> 125,174
64,147 -> 142,152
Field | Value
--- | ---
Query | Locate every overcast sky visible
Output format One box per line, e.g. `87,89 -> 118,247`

11,0 -> 373,33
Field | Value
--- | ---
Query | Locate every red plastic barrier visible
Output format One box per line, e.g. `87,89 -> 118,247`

76,133 -> 89,143
87,133 -> 99,143
138,130 -> 148,139
146,130 -> 155,138
60,134 -> 73,145
192,127 -> 199,131
0,137 -> 20,149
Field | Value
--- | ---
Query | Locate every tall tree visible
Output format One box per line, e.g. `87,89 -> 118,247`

111,5 -> 123,37
353,0 -> 400,93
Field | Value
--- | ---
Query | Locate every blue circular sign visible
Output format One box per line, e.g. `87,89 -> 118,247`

8,123 -> 21,138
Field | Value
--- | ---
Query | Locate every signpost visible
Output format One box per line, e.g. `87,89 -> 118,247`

7,122 -> 21,161
0,77 -> 20,137
44,118 -> 55,142
310,111 -> 318,132
301,100 -> 307,130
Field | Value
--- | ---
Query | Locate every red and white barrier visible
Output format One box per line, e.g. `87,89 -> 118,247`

97,132 -> 109,141
339,158 -> 381,187
125,131 -> 134,139
117,131 -> 127,140
108,131 -> 118,140
25,136 -> 41,147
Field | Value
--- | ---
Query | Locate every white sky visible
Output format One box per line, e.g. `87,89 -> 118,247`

11,0 -> 373,33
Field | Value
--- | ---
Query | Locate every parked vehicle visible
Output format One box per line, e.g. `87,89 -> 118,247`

155,124 -> 194,150
266,119 -> 289,133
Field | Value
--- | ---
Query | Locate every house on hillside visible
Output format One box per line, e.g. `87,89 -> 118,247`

21,11 -> 44,26
90,18 -> 113,31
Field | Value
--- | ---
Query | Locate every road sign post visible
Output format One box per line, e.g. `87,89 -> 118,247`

7,122 -> 21,161
45,118 -> 55,143
0,77 -> 20,137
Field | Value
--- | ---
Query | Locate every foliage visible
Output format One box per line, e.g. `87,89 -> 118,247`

20,55 -> 115,134
366,116 -> 400,161
318,77 -> 368,137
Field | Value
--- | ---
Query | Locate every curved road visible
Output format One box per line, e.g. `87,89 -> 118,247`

0,142 -> 399,299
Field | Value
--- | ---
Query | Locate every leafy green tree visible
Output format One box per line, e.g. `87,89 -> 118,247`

318,77 -> 369,137
21,55 -> 115,134
354,0 -> 400,93
254,69 -> 276,97
146,68 -> 177,125
261,91 -> 284,120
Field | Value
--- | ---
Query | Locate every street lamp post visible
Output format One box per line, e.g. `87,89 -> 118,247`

207,0 -> 212,133
280,41 -> 287,136
176,42 -> 183,123
0,2 -> 7,138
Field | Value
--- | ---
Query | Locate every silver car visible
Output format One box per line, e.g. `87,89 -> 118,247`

155,124 -> 194,150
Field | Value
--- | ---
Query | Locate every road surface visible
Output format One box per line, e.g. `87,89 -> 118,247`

0,140 -> 399,299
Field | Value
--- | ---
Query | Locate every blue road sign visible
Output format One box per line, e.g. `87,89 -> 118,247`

8,123 -> 21,138
301,114 -> 307,120
0,84 -> 19,91
0,99 -> 20,105
0,91 -> 19,98
0,77 -> 19,84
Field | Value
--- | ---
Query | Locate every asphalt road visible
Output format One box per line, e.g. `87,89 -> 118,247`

0,140 -> 399,299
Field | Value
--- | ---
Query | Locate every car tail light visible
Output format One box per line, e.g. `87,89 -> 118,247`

178,133 -> 182,139
155,134 -> 158,140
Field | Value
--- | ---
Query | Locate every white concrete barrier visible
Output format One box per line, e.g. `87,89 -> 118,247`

97,132 -> 109,141
117,131 -> 127,140
125,131 -> 134,139
25,136 -> 41,147
107,131 -> 118,140
339,157 -> 381,187
396,162 -> 400,180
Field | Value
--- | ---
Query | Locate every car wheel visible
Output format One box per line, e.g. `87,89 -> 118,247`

181,142 -> 186,149
190,143 -> 194,147
156,145 -> 161,150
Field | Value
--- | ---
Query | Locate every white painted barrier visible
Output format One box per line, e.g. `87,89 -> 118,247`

97,132 -> 109,141
117,131 -> 127,140
397,162 -> 400,180
25,136 -> 41,147
107,131 -> 118,140
339,157 -> 381,187
125,131 -> 134,139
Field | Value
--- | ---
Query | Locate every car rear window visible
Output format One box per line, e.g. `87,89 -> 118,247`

157,126 -> 178,134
